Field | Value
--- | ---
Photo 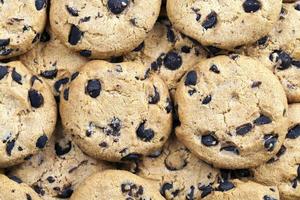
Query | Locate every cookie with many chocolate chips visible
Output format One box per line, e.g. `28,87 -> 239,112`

175,55 -> 288,169
50,0 -> 161,59
126,136 -> 220,199
252,104 -> 300,200
202,180 -> 279,200
0,174 -> 42,200
0,61 -> 57,168
7,120 -> 111,200
0,0 -> 47,59
124,18 -> 207,96
60,60 -> 172,162
167,0 -> 282,50
70,170 -> 165,200
20,28 -> 89,98
245,3 -> 300,103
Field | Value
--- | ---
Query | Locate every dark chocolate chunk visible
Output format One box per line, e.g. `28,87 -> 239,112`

202,11 -> 218,29
36,135 -> 48,149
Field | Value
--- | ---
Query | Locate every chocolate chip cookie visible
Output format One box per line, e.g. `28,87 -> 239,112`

245,3 -> 300,103
60,60 -> 172,162
0,61 -> 57,168
0,174 -> 42,200
252,103 -> 300,200
0,0 -> 47,59
175,55 -> 288,169
50,0 -> 161,59
167,0 -> 282,49
7,120 -> 111,199
20,28 -> 89,98
124,18 -> 207,96
70,170 -> 165,200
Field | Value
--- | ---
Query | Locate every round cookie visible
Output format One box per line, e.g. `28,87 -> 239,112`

50,0 -> 161,59
7,121 -> 111,200
245,3 -> 300,103
167,0 -> 282,49
20,28 -> 89,98
175,55 -> 288,169
202,180 -> 279,200
126,136 -> 220,199
0,0 -> 47,59
251,104 -> 300,200
60,60 -> 172,162
0,61 -> 57,168
124,18 -> 207,96
0,174 -> 42,200
70,170 -> 165,200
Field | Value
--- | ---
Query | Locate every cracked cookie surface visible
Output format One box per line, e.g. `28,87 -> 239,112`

0,0 -> 47,59
60,60 -> 172,162
167,0 -> 282,49
0,61 -> 57,168
50,0 -> 161,59
70,170 -> 165,200
175,55 -> 288,169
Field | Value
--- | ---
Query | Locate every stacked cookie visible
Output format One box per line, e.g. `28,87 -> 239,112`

0,0 -> 300,199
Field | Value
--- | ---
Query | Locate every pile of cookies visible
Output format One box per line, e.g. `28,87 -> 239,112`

0,0 -> 299,199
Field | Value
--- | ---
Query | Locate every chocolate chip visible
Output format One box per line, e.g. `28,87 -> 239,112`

8,175 -> 22,183
32,33 -> 41,43
55,141 -> 72,156
236,123 -> 253,136
99,142 -> 108,148
57,186 -> 73,198
264,134 -> 278,151
263,195 -> 277,200
221,145 -> 240,155
253,114 -> 272,126
202,11 -> 218,29
86,79 -> 101,98
295,4 -> 300,11
0,39 -> 10,47
257,36 -> 268,46
185,71 -> 197,86
202,95 -> 212,104
68,25 -> 83,45
136,121 -> 154,142
292,178 -> 298,188
217,180 -> 235,192
133,42 -> 144,52
267,145 -> 287,164
35,0 -> 47,10
181,46 -> 191,53
199,185 -> 213,198
286,125 -> 300,139
12,68 -> 22,84
148,86 -> 160,104
270,50 -> 292,70
26,194 -> 32,200
121,153 -> 142,162
0,65 -> 8,80
107,0 -> 129,14
66,5 -> 79,16
167,27 -> 175,43
6,140 -> 15,156
243,0 -> 261,13
71,72 -> 79,81
186,186 -> 195,200
54,78 -> 69,93
160,183 -> 173,197
63,88 -> 69,101
40,69 -> 57,79
80,50 -> 92,57
36,135 -> 48,149
163,51 -> 182,70
293,60 -> 300,68
105,117 -> 122,136
209,64 -> 220,74
0,48 -> 12,56
33,185 -> 45,196
47,176 -> 55,183
251,81 -> 262,88
201,134 -> 218,146
28,89 -> 44,108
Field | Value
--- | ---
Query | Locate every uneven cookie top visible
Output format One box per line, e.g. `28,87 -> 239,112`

60,60 -> 172,162
50,0 -> 161,59
202,180 -> 279,200
0,0 -> 47,59
0,61 -> 57,168
167,0 -> 282,49
124,18 -> 207,95
175,55 -> 288,169
252,104 -> 300,200
127,136 -> 220,200
245,2 -> 300,103
20,28 -> 89,98
7,121 -> 111,200
70,170 -> 165,200
0,174 -> 42,200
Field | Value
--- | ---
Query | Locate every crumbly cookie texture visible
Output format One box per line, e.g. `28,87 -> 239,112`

202,179 -> 279,200
20,28 -> 89,98
50,0 -> 161,59
245,2 -> 300,103
175,55 -> 288,169
124,18 -> 207,96
0,174 -> 42,200
167,0 -> 282,49
252,104 -> 300,200
0,61 -> 57,168
126,136 -> 220,199
60,60 -> 172,162
7,121 -> 111,200
0,0 -> 47,59
70,170 -> 165,200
